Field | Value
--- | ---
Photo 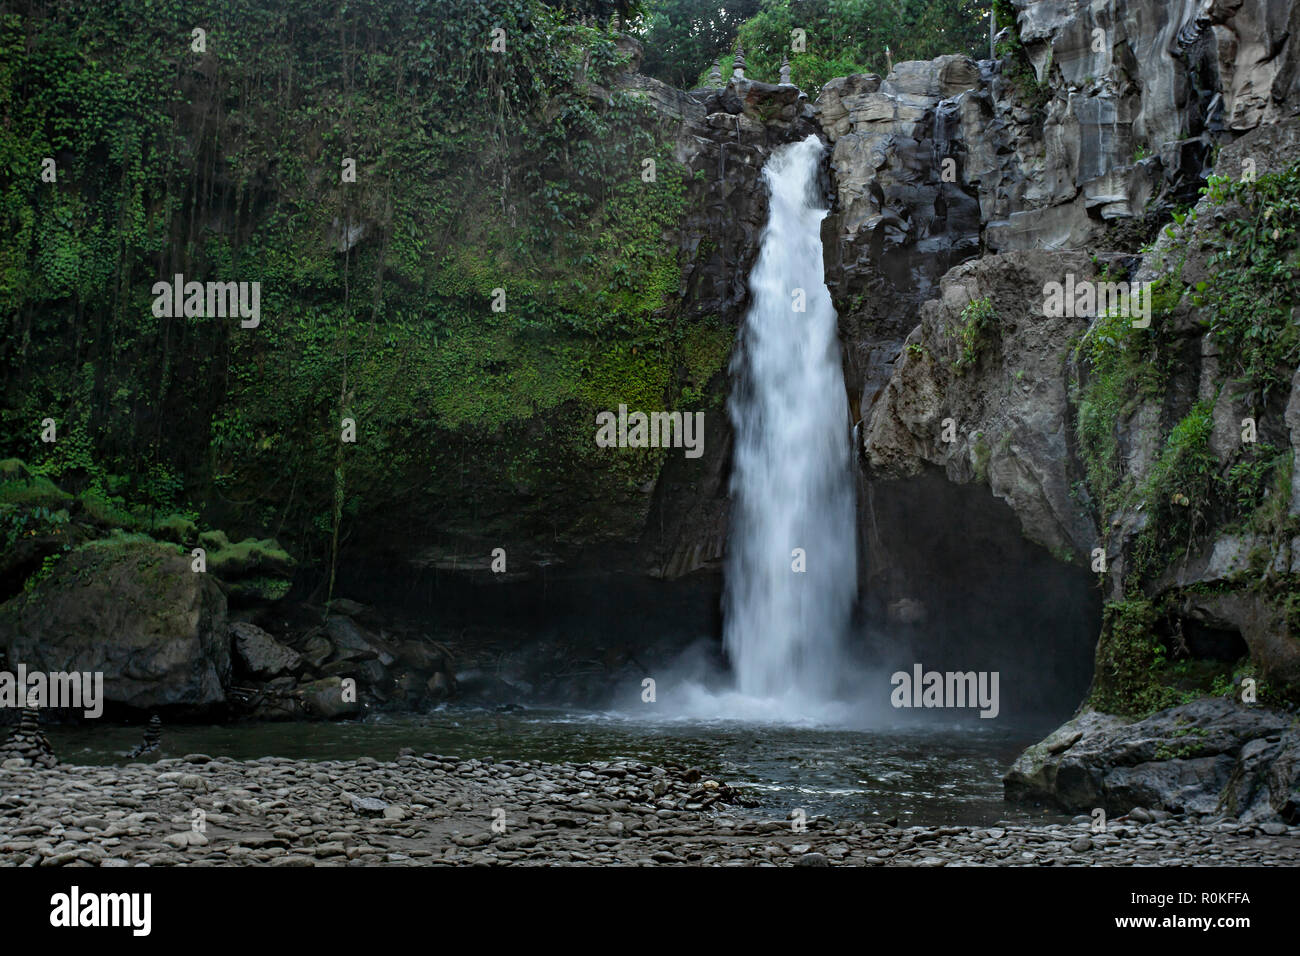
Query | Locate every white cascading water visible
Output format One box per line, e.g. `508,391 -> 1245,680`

722,135 -> 858,710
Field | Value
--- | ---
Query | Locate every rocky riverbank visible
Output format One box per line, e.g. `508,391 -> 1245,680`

2,754 -> 1298,867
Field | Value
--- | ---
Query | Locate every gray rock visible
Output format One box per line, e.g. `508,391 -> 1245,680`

162,830 -> 208,848
231,622 -> 302,678
0,540 -> 229,708
1007,699 -> 1299,820
345,794 -> 388,816
300,633 -> 333,670
323,616 -> 378,663
295,677 -> 362,719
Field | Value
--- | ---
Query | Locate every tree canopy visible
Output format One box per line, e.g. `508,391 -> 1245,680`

636,0 -> 992,92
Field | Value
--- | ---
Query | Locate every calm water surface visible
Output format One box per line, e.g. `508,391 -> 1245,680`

46,709 -> 1071,827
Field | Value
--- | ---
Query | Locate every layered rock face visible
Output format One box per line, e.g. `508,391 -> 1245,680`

990,0 -> 1299,248
846,5 -> 1299,582
844,1 -> 1300,818
815,58 -> 987,427
861,250 -> 1104,560
860,121 -> 1300,652
821,0 -> 1300,431
1017,0 -> 1300,132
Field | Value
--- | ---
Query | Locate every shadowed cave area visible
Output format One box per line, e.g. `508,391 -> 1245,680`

333,554 -> 727,708
858,468 -> 1101,722
333,466 -> 1100,724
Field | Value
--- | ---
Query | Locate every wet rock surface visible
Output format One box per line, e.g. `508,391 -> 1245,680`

1005,700 -> 1300,823
231,623 -> 302,679
831,0 -> 1300,590
2,754 -> 1297,867
860,103 -> 1300,803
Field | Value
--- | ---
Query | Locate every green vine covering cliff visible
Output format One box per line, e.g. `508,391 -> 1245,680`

0,0 -> 721,576
1074,162 -> 1300,715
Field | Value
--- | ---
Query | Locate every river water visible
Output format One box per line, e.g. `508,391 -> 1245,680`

46,710 -> 1070,827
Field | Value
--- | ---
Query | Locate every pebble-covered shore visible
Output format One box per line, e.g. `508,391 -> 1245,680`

2,753 -> 1298,866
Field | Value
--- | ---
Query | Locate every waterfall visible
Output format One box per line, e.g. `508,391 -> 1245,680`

722,135 -> 858,709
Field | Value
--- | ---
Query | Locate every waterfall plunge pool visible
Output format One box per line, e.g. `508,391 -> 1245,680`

45,708 -> 1072,827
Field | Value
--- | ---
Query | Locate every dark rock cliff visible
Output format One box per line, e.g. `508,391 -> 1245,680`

836,0 -> 1300,818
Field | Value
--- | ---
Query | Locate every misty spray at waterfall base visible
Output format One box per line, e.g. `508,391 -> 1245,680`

665,136 -> 872,724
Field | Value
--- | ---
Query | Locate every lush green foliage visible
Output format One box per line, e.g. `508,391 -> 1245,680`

1071,278 -> 1184,551
636,0 -> 762,87
637,0 -> 991,92
1072,285 -> 1286,595
951,295 -> 995,374
1071,169 -> 1300,714
1196,162 -> 1300,404
1089,599 -> 1183,717
1090,591 -> 1290,717
1072,165 -> 1300,596
1,0 -> 728,570
1126,402 -> 1220,586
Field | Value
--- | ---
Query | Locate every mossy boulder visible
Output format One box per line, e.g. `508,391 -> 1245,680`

0,539 -> 230,709
151,514 -> 198,545
197,530 -> 296,578
0,461 -> 73,511
0,459 -> 32,481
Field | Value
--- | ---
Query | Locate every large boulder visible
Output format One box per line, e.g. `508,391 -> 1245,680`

0,538 -> 230,709
1005,698 -> 1300,821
